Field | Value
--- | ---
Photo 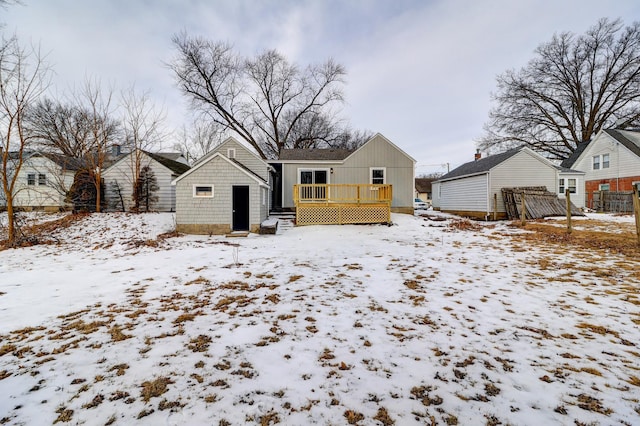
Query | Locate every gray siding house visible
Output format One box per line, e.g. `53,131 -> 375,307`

103,150 -> 190,212
432,146 -> 585,219
272,133 -> 415,214
172,137 -> 270,234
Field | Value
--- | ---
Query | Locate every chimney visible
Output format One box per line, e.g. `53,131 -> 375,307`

474,149 -> 481,161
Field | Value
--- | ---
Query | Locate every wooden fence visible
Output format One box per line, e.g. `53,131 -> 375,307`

502,187 -> 584,220
591,191 -> 634,213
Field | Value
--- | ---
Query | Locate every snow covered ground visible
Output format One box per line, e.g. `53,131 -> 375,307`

0,211 -> 639,425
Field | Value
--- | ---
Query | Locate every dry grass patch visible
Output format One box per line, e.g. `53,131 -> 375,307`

140,377 -> 173,402
511,222 -> 640,258
187,334 -> 212,352
344,410 -> 365,424
109,325 -> 132,342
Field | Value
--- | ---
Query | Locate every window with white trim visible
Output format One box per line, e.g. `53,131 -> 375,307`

592,154 -> 610,170
599,183 -> 610,191
38,174 -> 47,186
27,173 -> 35,185
262,188 -> 266,206
227,148 -> 236,159
193,184 -> 213,197
370,167 -> 386,184
559,178 -> 577,194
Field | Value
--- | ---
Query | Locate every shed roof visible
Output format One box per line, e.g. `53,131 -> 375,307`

438,148 -> 522,181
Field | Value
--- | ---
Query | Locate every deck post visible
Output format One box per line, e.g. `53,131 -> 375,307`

520,193 -> 526,226
565,189 -> 572,235
633,186 -> 640,245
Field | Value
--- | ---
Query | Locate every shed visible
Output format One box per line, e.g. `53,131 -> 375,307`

432,147 -> 585,220
172,137 -> 270,234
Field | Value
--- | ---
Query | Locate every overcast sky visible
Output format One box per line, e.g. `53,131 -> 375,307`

4,0 -> 640,173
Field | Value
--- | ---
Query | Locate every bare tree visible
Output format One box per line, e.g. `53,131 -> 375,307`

73,78 -> 119,212
479,18 -> 640,160
174,120 -> 222,162
119,85 -> 166,211
0,35 -> 50,246
169,33 -> 359,159
27,98 -> 93,158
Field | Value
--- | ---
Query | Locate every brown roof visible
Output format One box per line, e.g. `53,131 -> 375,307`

415,178 -> 433,193
278,148 -> 353,161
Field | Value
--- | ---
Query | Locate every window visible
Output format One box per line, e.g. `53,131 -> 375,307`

227,148 -> 236,159
370,167 -> 386,184
593,154 -> 610,170
262,188 -> 266,206
559,178 -> 577,194
599,183 -> 610,191
38,174 -> 46,186
193,185 -> 213,197
27,173 -> 35,185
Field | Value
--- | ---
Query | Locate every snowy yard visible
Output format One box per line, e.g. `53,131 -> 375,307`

0,211 -> 639,425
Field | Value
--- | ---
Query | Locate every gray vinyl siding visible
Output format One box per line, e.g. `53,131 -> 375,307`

213,138 -> 269,181
439,174 -> 488,212
281,162 -> 338,208
175,156 -> 265,227
103,152 -> 177,212
280,134 -> 415,209
489,150 -> 557,212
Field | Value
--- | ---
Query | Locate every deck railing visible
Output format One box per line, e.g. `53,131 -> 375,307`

293,184 -> 392,225
293,184 -> 392,206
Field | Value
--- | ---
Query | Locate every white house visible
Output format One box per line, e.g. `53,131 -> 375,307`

561,128 -> 640,209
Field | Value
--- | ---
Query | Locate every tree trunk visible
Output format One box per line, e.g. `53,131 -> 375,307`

6,196 -> 15,246
95,170 -> 101,213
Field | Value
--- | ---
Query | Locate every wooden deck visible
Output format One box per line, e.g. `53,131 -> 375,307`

293,184 -> 392,225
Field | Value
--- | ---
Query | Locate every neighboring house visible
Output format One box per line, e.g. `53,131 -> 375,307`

415,178 -> 433,203
561,128 -> 640,208
103,150 -> 191,212
432,147 -> 584,220
0,151 -> 80,212
271,133 -> 415,214
172,137 -> 271,234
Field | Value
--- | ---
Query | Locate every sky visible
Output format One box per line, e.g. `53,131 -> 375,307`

4,0 -> 640,174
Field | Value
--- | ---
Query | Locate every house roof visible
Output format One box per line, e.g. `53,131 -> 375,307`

560,142 -> 590,168
606,129 -> 640,157
276,133 -> 416,164
438,148 -> 523,181
278,148 -> 354,161
145,151 -> 191,175
415,178 -> 433,193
